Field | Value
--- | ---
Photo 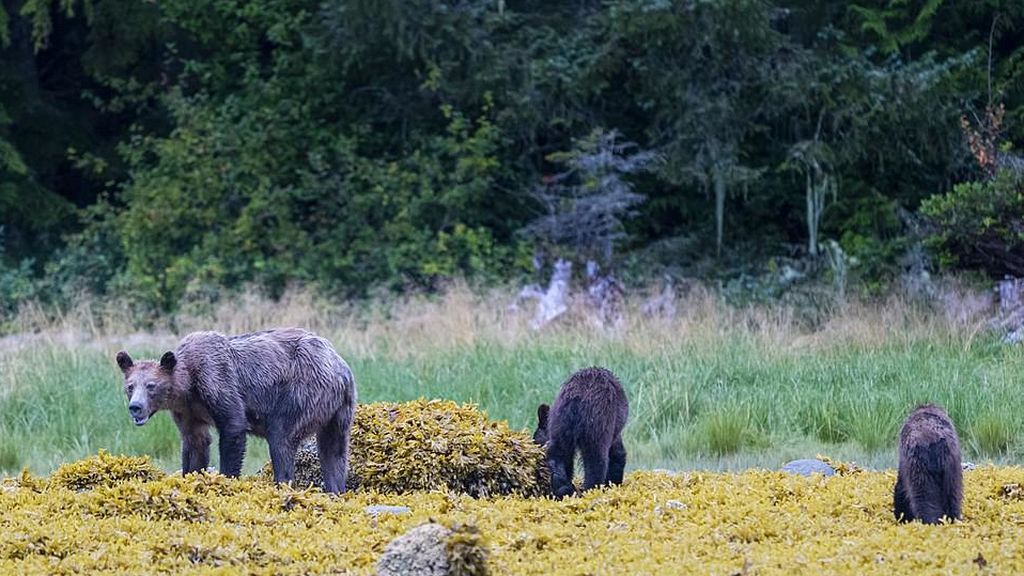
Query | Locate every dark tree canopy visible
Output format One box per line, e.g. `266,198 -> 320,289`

0,0 -> 1021,316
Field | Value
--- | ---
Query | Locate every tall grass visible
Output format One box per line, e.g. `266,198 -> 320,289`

1,282 -> 1020,475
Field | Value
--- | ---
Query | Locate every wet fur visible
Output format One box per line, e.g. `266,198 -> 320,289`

117,328 -> 357,493
535,367 -> 629,498
893,404 -> 963,524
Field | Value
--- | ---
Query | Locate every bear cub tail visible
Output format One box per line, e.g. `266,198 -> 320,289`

534,366 -> 629,499
893,403 -> 963,524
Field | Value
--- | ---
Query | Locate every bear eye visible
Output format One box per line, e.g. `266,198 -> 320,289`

125,384 -> 134,395
146,382 -> 156,391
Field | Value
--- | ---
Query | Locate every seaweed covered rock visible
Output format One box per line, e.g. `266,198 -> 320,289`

376,523 -> 451,576
259,400 -> 549,497
50,450 -> 164,491
446,523 -> 489,576
376,522 -> 489,576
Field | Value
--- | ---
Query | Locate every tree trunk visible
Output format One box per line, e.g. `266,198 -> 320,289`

806,171 -> 817,257
531,258 -> 572,330
806,167 -> 830,258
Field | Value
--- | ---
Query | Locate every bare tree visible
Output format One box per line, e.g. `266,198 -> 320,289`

523,128 -> 656,266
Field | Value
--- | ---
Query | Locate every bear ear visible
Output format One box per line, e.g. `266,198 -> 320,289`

537,404 -> 550,428
115,351 -> 134,375
159,351 -> 177,373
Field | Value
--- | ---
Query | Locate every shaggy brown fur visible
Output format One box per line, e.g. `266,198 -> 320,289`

534,366 -> 629,498
116,328 -> 357,493
893,403 -> 963,524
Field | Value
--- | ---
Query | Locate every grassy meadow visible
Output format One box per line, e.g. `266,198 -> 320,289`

0,285 -> 1022,476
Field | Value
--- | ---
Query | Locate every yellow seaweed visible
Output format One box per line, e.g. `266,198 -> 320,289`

3,453 -> 1024,574
257,400 -> 550,497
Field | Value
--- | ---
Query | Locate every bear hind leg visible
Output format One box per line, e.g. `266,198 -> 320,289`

607,436 -> 626,485
266,420 -> 301,486
317,409 -> 352,494
911,482 -> 948,524
216,423 -> 248,478
210,401 -> 249,478
580,441 -> 610,492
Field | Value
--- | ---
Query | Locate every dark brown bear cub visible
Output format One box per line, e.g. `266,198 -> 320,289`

116,328 -> 357,494
893,403 -> 963,524
534,366 -> 629,498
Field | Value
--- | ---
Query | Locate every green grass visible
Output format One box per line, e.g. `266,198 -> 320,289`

1,327 -> 1021,477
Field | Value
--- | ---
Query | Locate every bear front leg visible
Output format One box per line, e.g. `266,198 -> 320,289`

546,439 -> 576,499
183,429 -> 212,474
173,413 -> 211,474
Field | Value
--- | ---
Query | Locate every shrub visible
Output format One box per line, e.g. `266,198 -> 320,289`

921,170 -> 1024,279
0,257 -> 37,325
257,400 -> 550,497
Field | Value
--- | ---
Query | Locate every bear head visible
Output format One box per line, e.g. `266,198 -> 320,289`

533,404 -> 550,446
115,350 -> 178,426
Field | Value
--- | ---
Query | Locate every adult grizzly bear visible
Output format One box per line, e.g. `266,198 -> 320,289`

893,403 -> 963,524
534,366 -> 629,498
116,328 -> 357,494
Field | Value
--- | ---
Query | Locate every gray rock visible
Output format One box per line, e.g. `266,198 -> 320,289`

376,523 -> 451,576
365,505 -> 412,517
962,461 -> 977,471
781,459 -> 835,477
654,499 -> 688,516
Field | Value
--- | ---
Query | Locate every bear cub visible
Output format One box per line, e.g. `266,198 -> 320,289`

893,403 -> 963,524
534,366 -> 629,498
116,328 -> 357,493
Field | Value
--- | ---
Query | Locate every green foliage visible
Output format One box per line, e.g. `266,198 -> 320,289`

0,0 -> 1022,310
18,0 -> 95,51
115,89 -> 519,308
921,170 -> 1024,278
850,0 -> 946,55
832,191 -> 907,293
606,0 -> 783,256
42,197 -> 126,299
0,235 -> 37,323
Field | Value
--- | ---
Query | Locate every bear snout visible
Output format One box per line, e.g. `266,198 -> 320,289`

129,402 -> 150,425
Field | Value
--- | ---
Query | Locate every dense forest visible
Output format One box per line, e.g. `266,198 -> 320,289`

1,0 -> 1022,319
